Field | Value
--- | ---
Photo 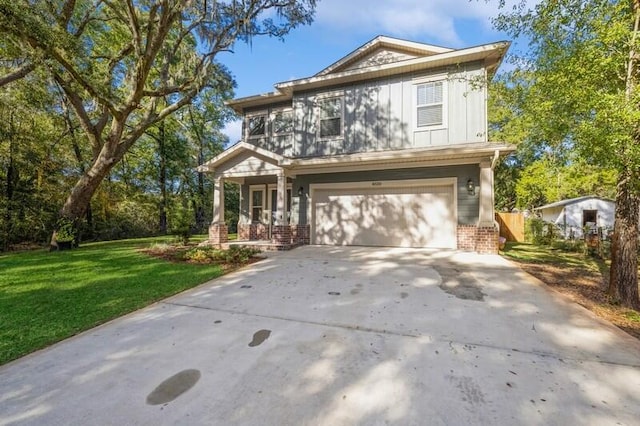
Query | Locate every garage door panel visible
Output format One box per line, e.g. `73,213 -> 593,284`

313,183 -> 456,248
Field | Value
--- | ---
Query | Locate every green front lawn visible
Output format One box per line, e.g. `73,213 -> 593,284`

0,236 -> 226,365
501,242 -> 603,272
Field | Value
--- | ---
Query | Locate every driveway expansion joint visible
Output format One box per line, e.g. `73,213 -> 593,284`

162,301 -> 640,368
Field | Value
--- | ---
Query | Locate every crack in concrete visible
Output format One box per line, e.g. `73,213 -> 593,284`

162,301 -> 640,369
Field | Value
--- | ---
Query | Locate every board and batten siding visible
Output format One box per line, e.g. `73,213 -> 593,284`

288,165 -> 480,226
290,62 -> 486,158
243,63 -> 487,159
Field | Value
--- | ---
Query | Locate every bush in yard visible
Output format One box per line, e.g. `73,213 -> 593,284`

184,246 -> 220,263
526,217 -> 546,245
170,206 -> 195,245
183,246 -> 260,264
223,246 -> 261,264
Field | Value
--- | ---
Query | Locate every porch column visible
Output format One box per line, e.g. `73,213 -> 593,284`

212,176 -> 225,224
272,169 -> 291,246
209,176 -> 228,246
477,160 -> 498,254
276,170 -> 287,225
478,160 -> 494,227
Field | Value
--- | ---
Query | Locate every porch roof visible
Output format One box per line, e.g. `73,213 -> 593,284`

197,141 -> 516,176
196,141 -> 286,173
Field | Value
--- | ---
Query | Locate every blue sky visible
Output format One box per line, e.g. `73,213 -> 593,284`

217,0 -> 521,143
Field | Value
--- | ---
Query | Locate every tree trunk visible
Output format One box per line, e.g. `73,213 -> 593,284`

608,168 -> 640,309
158,121 -> 168,234
68,108 -> 94,242
52,149 -> 120,249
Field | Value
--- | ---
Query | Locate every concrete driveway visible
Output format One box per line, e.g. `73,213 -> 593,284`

1,246 -> 640,425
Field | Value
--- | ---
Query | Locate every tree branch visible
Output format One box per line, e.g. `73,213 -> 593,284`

0,62 -> 35,87
53,74 -> 102,153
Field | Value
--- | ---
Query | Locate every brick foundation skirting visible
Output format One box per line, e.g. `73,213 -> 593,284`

236,223 -> 311,248
238,223 -> 268,241
457,225 -> 499,254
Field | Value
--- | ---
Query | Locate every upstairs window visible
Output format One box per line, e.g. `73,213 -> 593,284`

272,110 -> 293,135
247,114 -> 266,138
319,97 -> 343,138
416,81 -> 444,127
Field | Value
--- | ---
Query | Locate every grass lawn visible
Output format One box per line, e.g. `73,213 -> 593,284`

501,242 -> 604,272
0,235 -> 234,365
502,241 -> 640,340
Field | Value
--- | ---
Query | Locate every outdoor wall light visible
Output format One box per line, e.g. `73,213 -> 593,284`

466,179 -> 476,196
297,186 -> 304,197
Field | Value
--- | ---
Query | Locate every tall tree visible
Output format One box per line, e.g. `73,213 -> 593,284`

494,0 -> 640,308
0,0 -> 316,246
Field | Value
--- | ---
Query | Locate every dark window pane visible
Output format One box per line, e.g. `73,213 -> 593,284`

273,111 -> 293,134
320,117 -> 341,137
248,115 -> 266,136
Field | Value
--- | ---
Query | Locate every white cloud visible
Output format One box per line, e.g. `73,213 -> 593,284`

222,119 -> 243,146
314,0 -> 528,46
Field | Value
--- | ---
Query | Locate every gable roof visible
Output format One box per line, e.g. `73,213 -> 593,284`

534,196 -> 615,210
196,141 -> 285,172
315,35 -> 453,76
227,36 -> 510,114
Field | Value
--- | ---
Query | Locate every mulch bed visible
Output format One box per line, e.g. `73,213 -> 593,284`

511,260 -> 640,341
141,245 -> 263,272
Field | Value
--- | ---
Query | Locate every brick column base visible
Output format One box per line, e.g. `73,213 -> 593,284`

457,225 -> 477,251
271,225 -> 291,245
209,223 -> 228,246
476,226 -> 499,254
291,224 -> 310,245
457,225 -> 499,254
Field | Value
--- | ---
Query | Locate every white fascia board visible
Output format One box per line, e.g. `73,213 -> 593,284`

197,142 -> 285,173
276,42 -> 510,93
315,35 -> 454,77
282,143 -> 515,171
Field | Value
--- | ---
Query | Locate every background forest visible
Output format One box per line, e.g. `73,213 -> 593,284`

0,80 -> 238,250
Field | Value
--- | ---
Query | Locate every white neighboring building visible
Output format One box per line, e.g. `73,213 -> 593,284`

534,196 -> 615,239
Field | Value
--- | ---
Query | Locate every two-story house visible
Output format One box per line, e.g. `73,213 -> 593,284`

198,36 -> 515,253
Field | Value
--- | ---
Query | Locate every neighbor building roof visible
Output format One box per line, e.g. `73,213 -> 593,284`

534,196 -> 615,211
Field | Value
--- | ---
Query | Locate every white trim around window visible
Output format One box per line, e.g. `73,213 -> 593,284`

413,75 -> 448,131
249,185 -> 267,223
246,111 -> 268,139
316,91 -> 344,140
270,107 -> 294,136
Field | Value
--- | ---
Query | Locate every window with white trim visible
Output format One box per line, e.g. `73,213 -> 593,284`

416,81 -> 444,127
272,110 -> 293,135
318,97 -> 343,138
250,187 -> 265,222
247,114 -> 267,138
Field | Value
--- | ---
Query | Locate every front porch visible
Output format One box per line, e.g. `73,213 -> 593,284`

199,143 -> 304,250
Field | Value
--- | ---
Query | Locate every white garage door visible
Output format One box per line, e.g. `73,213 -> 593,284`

312,180 -> 456,248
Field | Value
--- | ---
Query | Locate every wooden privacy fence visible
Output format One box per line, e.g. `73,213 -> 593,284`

495,212 -> 525,242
